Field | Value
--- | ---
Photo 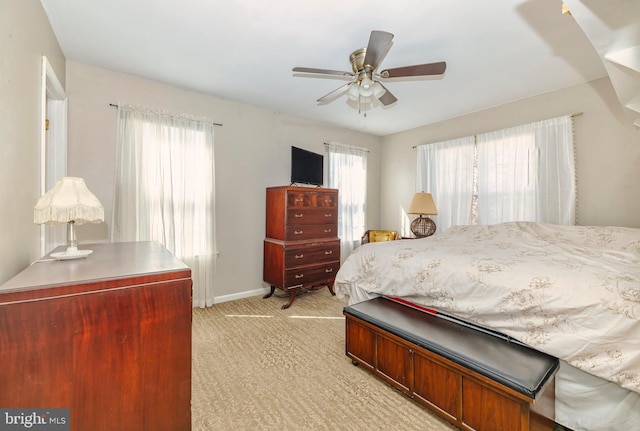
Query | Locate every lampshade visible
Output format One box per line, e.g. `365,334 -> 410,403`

34,177 -> 104,259
407,192 -> 438,215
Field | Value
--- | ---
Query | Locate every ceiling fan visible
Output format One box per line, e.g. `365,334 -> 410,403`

293,30 -> 447,110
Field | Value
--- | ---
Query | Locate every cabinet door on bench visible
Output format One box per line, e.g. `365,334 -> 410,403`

413,352 -> 459,422
345,319 -> 375,370
462,379 -> 527,431
375,335 -> 412,394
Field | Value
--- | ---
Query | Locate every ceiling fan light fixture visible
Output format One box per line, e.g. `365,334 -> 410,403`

359,78 -> 374,97
347,84 -> 360,101
372,81 -> 386,99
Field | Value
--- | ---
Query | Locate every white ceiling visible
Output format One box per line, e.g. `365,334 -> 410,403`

39,0 -> 608,136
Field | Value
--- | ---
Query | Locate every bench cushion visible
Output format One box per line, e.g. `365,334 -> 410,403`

344,297 -> 559,399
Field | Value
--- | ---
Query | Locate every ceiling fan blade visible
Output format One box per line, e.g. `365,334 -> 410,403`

363,31 -> 394,70
376,83 -> 398,106
293,67 -> 354,77
380,61 -> 447,78
317,83 -> 352,104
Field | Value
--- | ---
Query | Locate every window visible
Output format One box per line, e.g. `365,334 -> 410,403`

112,105 -> 216,307
137,121 -> 211,256
326,143 -> 368,261
476,129 -> 538,224
417,136 -> 475,231
417,115 -> 575,233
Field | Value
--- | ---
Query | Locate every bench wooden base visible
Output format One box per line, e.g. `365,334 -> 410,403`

345,304 -> 556,431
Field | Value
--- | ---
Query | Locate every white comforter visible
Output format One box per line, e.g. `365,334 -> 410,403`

334,222 -> 640,394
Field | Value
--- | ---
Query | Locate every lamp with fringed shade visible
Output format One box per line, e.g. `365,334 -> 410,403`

407,192 -> 438,238
34,177 -> 104,260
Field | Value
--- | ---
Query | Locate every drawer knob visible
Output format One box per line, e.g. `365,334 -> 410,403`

295,274 -> 304,279
325,250 -> 333,255
294,230 -> 303,235
324,229 -> 332,233
325,268 -> 333,273
325,213 -> 332,217
295,254 -> 304,259
295,213 -> 304,218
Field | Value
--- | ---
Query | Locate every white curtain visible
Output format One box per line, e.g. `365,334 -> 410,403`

417,115 -> 575,231
112,105 -> 217,308
477,115 -> 575,225
532,116 -> 575,225
326,143 -> 368,262
476,127 -> 538,223
417,136 -> 475,233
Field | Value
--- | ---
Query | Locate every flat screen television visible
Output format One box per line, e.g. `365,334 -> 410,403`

291,146 -> 323,186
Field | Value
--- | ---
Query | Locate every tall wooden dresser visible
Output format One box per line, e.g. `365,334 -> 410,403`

0,241 -> 192,431
263,186 -> 340,309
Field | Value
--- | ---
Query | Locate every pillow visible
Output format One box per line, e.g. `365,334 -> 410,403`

370,230 -> 396,242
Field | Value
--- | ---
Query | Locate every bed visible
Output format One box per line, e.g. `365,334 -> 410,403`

334,221 -> 640,431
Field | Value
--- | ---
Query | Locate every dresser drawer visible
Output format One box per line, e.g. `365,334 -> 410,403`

287,207 -> 337,225
284,261 -> 341,289
285,240 -> 340,266
287,191 -> 338,208
317,191 -> 337,208
285,224 -> 337,241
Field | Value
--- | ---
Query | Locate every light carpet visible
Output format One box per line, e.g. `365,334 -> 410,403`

191,290 -> 457,430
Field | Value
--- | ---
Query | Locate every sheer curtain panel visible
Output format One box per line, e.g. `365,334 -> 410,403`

326,143 -> 368,262
532,116 -> 575,225
112,105 -> 217,307
416,137 -> 475,233
476,127 -> 538,223
477,115 -> 575,225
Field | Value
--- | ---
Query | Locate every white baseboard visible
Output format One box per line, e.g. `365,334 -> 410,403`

213,287 -> 270,304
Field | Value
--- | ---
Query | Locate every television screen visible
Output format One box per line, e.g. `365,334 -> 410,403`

291,146 -> 323,186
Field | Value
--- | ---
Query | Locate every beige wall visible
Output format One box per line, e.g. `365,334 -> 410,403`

0,0 -> 66,284
65,62 -> 382,301
381,78 -> 640,234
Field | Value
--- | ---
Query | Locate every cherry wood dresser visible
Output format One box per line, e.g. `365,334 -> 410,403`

0,241 -> 192,431
263,186 -> 340,309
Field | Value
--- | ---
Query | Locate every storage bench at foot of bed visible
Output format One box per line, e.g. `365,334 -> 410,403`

344,297 -> 559,431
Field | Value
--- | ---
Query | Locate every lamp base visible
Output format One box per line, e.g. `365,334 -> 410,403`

51,246 -> 93,260
410,216 -> 436,238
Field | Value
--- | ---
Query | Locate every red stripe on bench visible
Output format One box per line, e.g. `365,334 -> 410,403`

385,296 -> 438,315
